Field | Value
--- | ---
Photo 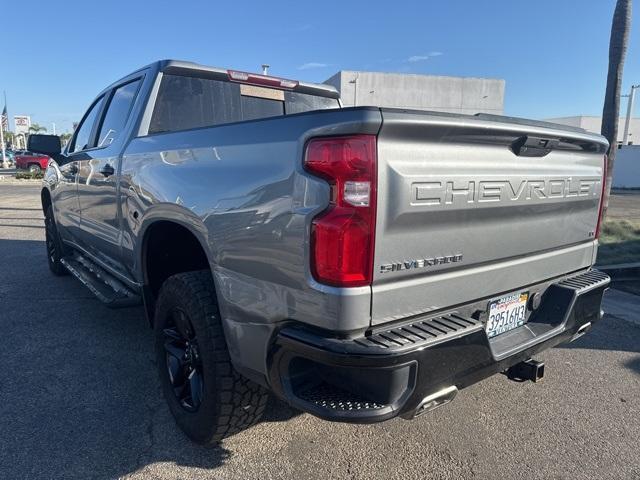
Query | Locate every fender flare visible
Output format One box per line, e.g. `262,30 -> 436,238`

135,204 -> 215,324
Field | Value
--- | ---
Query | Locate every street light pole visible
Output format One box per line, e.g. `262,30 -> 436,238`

622,84 -> 639,146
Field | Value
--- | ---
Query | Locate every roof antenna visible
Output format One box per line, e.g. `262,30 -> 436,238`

261,64 -> 270,75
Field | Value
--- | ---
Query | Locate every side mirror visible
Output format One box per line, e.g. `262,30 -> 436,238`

28,134 -> 62,156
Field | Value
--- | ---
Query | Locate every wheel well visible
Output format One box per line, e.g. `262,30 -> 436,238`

143,221 -> 211,300
41,188 -> 52,215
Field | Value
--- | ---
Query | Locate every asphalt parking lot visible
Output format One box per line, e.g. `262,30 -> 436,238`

1,182 -> 639,480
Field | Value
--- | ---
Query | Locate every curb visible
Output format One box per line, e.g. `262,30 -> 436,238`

0,175 -> 42,185
0,179 -> 43,185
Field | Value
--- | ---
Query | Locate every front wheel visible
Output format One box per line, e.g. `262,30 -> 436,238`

154,271 -> 269,444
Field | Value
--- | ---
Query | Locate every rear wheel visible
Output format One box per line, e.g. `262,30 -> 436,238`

154,271 -> 269,444
44,206 -> 68,276
29,164 -> 42,173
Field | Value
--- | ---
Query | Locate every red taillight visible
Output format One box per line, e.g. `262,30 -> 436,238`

227,69 -> 299,89
595,154 -> 608,239
304,135 -> 377,287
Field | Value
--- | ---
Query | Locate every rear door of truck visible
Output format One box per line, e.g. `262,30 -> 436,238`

372,109 -> 608,325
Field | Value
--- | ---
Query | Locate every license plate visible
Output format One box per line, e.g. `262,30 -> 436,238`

486,291 -> 529,338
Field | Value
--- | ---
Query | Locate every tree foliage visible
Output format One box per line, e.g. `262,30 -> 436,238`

28,123 -> 47,133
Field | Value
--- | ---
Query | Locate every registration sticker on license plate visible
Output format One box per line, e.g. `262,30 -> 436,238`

486,291 -> 529,338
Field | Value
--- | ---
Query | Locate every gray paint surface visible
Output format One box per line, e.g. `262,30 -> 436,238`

372,109 -> 607,323
118,107 -> 381,375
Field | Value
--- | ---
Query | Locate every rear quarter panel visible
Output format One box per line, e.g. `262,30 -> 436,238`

120,108 -> 381,376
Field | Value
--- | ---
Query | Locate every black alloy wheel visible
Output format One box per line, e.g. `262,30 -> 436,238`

162,307 -> 204,412
45,213 -> 58,265
44,205 -> 68,276
154,271 -> 269,444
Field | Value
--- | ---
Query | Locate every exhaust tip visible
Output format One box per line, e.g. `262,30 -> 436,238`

413,386 -> 458,417
571,322 -> 592,342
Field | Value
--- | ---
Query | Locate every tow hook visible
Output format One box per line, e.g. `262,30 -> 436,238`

506,358 -> 545,383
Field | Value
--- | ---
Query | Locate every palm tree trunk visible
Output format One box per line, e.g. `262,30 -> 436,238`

601,0 -> 633,212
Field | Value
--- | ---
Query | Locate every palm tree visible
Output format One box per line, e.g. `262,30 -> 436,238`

2,130 -> 15,147
59,132 -> 73,146
601,0 -> 633,212
28,123 -> 47,134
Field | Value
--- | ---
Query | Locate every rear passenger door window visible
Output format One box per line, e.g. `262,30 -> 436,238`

97,79 -> 142,147
71,97 -> 104,153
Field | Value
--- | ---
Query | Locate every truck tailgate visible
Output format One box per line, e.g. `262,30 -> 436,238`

372,109 -> 607,325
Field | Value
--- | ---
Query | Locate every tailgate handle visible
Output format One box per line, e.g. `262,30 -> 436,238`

511,135 -> 559,157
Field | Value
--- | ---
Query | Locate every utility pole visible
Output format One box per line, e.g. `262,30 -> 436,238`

622,84 -> 639,146
52,122 -> 56,134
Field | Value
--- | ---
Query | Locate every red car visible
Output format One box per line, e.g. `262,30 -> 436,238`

15,151 -> 50,173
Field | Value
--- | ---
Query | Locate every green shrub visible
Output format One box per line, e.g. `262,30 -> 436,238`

597,219 -> 640,265
14,171 -> 44,180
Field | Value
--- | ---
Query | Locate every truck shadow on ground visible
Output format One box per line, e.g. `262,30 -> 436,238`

0,238 -> 302,479
558,311 -> 640,376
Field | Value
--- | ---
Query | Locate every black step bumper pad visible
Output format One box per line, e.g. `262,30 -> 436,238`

267,270 -> 610,423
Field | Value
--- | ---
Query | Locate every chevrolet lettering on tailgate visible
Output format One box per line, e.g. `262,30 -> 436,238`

412,177 -> 602,207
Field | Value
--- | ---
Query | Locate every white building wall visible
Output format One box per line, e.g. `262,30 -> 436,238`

324,70 -> 505,115
545,116 -> 640,145
612,146 -> 640,188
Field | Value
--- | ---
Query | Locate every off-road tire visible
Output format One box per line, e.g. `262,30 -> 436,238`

44,206 -> 68,276
154,270 -> 269,444
29,164 -> 42,173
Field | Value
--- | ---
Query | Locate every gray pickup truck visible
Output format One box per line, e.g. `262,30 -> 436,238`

30,60 -> 611,444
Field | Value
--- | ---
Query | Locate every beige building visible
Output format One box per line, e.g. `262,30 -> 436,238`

324,70 -> 505,115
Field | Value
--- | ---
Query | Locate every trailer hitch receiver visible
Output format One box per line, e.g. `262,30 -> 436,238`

506,358 -> 545,383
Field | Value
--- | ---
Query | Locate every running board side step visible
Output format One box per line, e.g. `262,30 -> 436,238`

60,254 -> 141,308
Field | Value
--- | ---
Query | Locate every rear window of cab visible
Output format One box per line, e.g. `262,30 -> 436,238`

149,74 -> 339,134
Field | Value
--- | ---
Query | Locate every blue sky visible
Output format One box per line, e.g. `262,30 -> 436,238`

2,0 -> 637,133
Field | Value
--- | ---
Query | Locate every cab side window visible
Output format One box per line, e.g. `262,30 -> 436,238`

97,79 -> 142,147
71,97 -> 104,153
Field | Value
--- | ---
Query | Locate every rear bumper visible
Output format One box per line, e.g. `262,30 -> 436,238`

267,269 -> 610,423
